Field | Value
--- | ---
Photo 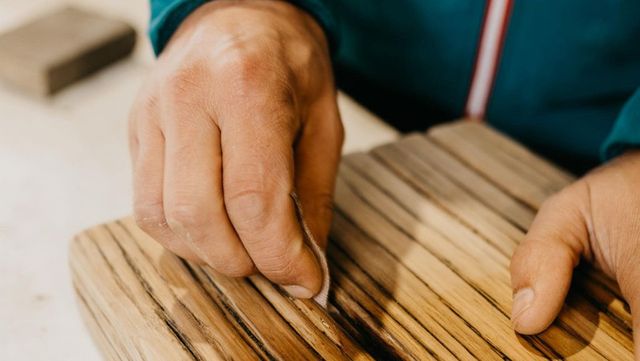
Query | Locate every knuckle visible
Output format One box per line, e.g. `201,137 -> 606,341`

163,64 -> 207,103
216,48 -> 291,102
134,202 -> 166,232
165,203 -> 208,231
225,188 -> 270,232
128,92 -> 160,132
216,260 -> 255,278
218,48 -> 263,81
290,40 -> 315,68
139,93 -> 160,116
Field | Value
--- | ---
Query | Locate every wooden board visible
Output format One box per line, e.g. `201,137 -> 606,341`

70,121 -> 634,360
0,7 -> 135,95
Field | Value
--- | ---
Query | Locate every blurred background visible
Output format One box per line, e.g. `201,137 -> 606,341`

0,1 -> 397,360
0,1 -> 150,360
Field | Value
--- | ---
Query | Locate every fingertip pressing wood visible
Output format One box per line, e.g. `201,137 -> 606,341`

0,7 -> 135,96
70,122 -> 633,360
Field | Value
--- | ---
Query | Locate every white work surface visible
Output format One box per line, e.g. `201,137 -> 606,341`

0,1 -> 398,360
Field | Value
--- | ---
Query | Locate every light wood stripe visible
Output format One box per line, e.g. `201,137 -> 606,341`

329,248 -> 464,360
344,151 -> 631,360
427,122 -> 572,209
70,121 -> 633,360
335,170 -> 610,360
397,134 -> 534,229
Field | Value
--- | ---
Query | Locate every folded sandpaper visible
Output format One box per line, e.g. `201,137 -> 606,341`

291,193 -> 330,307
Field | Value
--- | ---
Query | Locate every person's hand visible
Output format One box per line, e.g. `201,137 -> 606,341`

510,150 -> 640,354
128,0 -> 342,298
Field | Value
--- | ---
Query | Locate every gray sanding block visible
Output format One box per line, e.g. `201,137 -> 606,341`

0,7 -> 136,96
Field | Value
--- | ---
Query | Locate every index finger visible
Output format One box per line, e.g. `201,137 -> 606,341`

220,96 -> 322,298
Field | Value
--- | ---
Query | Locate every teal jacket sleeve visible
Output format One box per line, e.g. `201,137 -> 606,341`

148,0 -> 338,56
601,88 -> 640,161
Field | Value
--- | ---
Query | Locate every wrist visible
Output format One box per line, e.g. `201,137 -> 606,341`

164,0 -> 328,58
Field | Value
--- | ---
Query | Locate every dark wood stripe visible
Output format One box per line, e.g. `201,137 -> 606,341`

113,221 -> 251,359
73,283 -> 126,360
386,139 -> 632,358
336,154 -> 616,359
333,203 -> 516,360
330,210 -> 508,359
328,247 -> 462,360
101,225 -> 204,361
69,122 -> 633,361
189,265 -> 274,361
347,155 -> 604,357
409,133 -> 632,336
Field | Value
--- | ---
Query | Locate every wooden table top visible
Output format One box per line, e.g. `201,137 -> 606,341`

69,121 -> 634,360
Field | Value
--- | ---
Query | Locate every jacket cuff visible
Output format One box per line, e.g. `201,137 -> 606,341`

285,0 -> 339,55
148,0 -> 339,56
149,0 -> 206,55
600,88 -> 640,161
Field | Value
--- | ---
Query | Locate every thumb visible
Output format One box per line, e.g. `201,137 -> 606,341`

510,183 -> 589,334
294,94 -> 344,249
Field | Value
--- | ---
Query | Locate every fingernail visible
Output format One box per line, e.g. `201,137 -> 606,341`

282,284 -> 314,299
511,288 -> 535,327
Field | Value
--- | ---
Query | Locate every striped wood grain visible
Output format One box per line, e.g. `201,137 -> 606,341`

70,121 -> 633,360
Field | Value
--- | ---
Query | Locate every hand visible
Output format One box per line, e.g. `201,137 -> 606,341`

510,150 -> 640,353
128,0 -> 343,298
